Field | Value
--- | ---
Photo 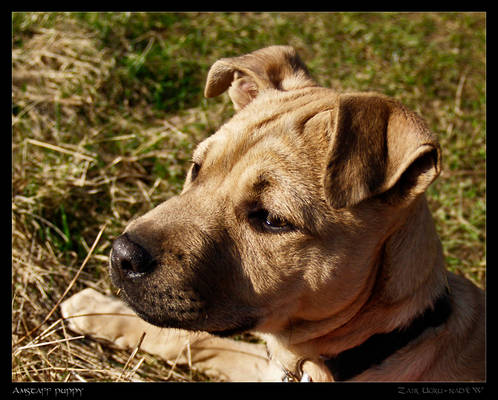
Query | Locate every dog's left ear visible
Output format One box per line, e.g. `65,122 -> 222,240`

324,93 -> 441,209
204,46 -> 317,110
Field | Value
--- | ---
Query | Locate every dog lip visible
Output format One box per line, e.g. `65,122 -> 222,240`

208,317 -> 259,337
208,326 -> 251,337
120,287 -> 258,335
130,309 -> 204,330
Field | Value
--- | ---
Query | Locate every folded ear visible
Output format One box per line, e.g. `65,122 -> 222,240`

204,45 -> 317,110
324,93 -> 441,209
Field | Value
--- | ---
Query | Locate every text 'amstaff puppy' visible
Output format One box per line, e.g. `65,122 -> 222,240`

101,46 -> 484,381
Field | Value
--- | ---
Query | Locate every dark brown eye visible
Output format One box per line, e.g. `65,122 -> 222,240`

249,209 -> 293,233
190,162 -> 201,181
264,214 -> 288,229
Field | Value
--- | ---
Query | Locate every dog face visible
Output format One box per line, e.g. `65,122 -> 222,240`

110,46 -> 440,338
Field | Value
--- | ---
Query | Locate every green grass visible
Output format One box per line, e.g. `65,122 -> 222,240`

12,12 -> 485,382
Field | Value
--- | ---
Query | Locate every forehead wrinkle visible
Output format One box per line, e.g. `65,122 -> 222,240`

222,87 -> 329,145
192,137 -> 213,164
197,87 -> 334,174
204,124 -> 283,177
213,113 -> 303,176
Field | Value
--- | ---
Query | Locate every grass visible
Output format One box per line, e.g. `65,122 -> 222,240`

12,12 -> 485,382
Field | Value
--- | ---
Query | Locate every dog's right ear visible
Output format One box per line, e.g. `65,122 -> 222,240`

204,46 -> 317,110
324,93 -> 441,209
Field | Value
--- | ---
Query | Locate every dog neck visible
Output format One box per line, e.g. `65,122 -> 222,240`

379,197 -> 449,306
265,196 -> 450,381
322,287 -> 452,381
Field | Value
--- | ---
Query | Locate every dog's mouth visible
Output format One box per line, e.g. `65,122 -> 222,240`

117,282 -> 259,336
118,284 -> 203,323
109,232 -> 261,336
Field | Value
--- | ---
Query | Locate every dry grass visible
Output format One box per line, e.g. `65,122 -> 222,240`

12,12 -> 485,382
12,15 -> 213,382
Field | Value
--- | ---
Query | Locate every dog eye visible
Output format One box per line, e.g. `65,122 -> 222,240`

249,209 -> 293,233
190,162 -> 201,181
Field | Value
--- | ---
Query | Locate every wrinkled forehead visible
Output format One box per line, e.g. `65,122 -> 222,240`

193,87 -> 337,165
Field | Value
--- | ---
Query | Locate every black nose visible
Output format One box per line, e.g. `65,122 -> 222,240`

111,234 -> 156,276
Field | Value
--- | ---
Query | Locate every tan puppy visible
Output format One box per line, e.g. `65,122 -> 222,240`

106,46 -> 484,381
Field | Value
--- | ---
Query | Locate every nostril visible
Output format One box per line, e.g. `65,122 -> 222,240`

119,258 -> 133,272
111,233 -> 156,276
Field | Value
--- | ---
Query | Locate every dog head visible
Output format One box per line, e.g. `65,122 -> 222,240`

109,46 -> 441,337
